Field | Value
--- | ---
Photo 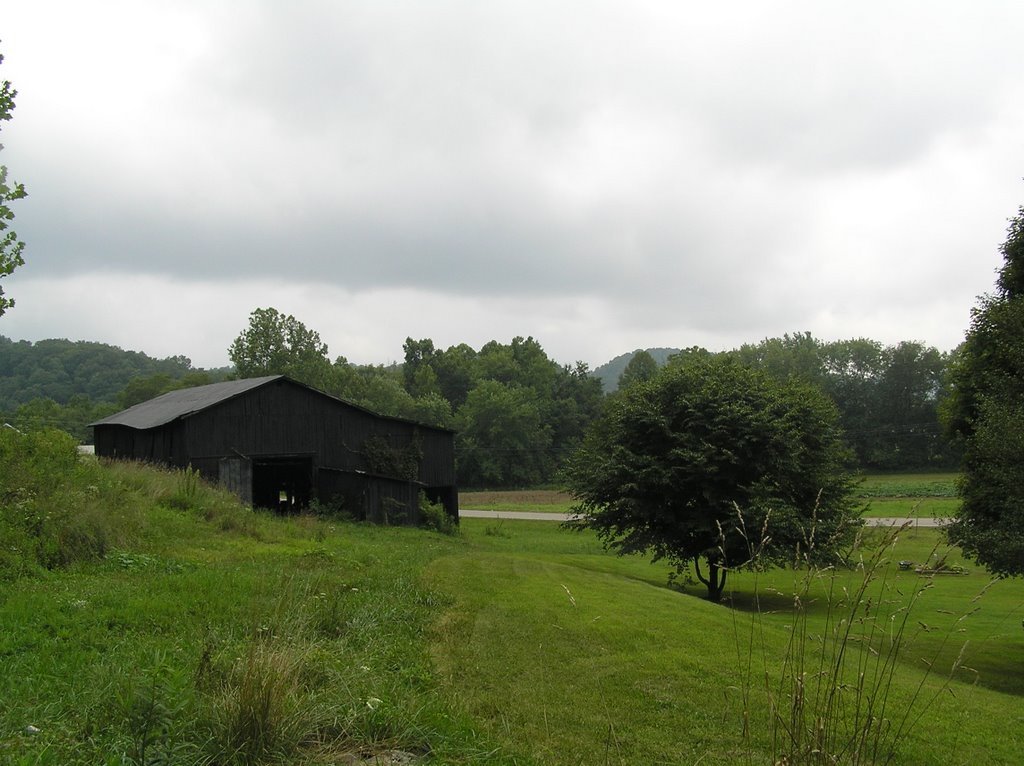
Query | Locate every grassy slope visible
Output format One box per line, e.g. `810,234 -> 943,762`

0,460 -> 521,765
3,462 -> 1022,764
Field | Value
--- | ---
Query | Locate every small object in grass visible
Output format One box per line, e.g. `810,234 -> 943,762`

898,560 -> 913,570
24,725 -> 40,735
340,751 -> 420,765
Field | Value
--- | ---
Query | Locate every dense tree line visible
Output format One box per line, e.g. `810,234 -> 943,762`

614,336 -> 957,472
0,336 -> 209,410
401,336 -> 604,487
3,314 -> 958,483
729,334 -> 956,471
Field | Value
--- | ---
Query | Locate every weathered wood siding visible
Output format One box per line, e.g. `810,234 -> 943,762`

94,377 -> 458,519
177,378 -> 454,485
94,421 -> 187,465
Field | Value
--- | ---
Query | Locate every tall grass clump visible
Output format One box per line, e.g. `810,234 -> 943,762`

0,426 -> 264,582
162,463 -> 201,511
734,512 -> 978,765
208,639 -> 308,763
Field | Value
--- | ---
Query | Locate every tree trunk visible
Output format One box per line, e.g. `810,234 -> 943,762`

693,556 -> 727,602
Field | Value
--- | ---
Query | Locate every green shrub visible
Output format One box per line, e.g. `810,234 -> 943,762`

117,657 -> 195,766
0,428 -> 124,579
309,495 -> 354,520
419,492 -> 457,535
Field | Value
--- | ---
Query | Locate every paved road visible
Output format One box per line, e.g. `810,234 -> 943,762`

866,517 -> 947,527
460,510 -> 947,527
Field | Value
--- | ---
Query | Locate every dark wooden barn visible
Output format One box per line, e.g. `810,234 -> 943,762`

91,375 -> 458,523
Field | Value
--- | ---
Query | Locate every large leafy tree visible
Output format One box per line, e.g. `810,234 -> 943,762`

547,360 -> 604,455
564,356 -> 860,602
732,331 -> 827,387
430,343 -> 479,409
402,337 -> 437,396
819,338 -> 885,465
869,341 -> 949,469
228,307 -> 332,388
456,380 -> 553,487
0,47 -> 27,317
943,205 -> 1024,577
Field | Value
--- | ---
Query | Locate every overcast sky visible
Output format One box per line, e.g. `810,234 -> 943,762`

2,2 -> 1023,369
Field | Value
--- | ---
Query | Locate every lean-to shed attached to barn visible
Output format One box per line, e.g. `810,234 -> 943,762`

91,375 -> 457,523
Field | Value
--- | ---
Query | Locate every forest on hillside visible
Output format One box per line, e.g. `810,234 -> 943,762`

1,322 -> 960,487
0,336 -> 231,443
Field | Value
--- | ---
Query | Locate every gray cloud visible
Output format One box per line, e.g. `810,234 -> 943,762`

2,1 -> 1023,366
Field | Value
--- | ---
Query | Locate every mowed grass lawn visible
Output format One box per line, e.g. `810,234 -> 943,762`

430,519 -> 1024,764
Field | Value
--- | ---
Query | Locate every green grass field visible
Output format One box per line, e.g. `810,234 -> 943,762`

462,474 -> 963,519
430,520 -> 1024,764
857,473 -> 958,498
858,473 -> 960,518
3,461 -> 1022,764
459,489 -> 576,514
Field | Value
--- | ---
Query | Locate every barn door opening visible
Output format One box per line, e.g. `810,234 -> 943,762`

252,456 -> 313,513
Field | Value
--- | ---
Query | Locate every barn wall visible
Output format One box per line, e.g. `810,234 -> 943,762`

94,422 -> 188,466
317,469 -> 421,523
218,457 -> 253,506
180,379 -> 455,485
417,427 -> 456,487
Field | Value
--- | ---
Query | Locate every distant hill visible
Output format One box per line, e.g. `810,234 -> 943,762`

0,336 -> 229,412
591,348 -> 680,393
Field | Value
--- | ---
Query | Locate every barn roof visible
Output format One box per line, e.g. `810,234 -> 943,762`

90,375 -> 456,433
91,376 -> 282,430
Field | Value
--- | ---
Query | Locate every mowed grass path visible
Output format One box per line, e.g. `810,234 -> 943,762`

429,520 -> 1024,764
